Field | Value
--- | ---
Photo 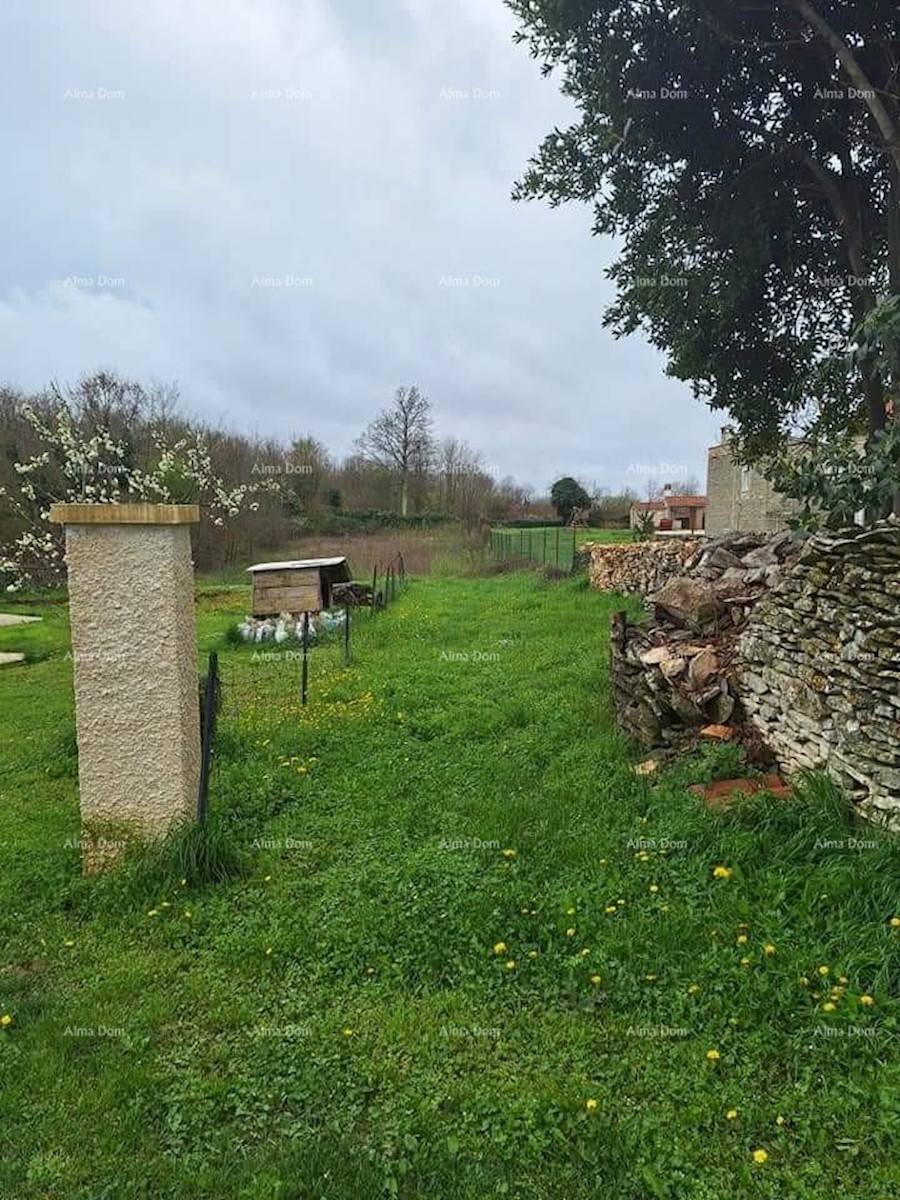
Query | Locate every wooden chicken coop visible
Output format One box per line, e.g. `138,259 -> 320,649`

247,556 -> 351,617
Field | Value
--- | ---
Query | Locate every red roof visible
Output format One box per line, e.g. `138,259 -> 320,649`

631,495 -> 706,511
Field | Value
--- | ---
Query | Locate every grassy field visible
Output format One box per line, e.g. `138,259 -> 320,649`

490,526 -> 632,570
200,525 -> 493,586
0,572 -> 898,1199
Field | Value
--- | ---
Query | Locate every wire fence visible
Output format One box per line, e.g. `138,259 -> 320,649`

196,552 -> 410,812
489,526 -> 580,570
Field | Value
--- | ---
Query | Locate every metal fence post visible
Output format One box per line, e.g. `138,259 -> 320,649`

197,650 -> 218,821
301,612 -> 310,705
344,603 -> 351,664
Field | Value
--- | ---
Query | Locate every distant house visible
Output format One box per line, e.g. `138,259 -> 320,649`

705,428 -> 800,536
630,484 -> 707,532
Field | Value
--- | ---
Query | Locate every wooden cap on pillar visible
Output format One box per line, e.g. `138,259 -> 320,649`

50,503 -> 201,525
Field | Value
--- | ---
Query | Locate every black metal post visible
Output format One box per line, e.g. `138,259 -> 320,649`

197,650 -> 218,821
372,564 -> 378,615
344,603 -> 351,663
301,612 -> 310,705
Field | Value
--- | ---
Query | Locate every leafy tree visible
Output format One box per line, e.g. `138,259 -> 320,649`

508,0 -> 900,514
550,475 -> 592,523
355,386 -> 434,516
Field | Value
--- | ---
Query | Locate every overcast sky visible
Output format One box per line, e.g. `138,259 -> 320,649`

0,0 -> 721,496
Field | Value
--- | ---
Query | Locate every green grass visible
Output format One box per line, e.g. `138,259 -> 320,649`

0,574 -> 898,1199
490,526 -> 632,570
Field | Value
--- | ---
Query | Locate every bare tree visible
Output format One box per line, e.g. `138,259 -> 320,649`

355,385 -> 434,516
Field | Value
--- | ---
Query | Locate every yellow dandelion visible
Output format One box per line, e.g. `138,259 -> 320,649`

799,976 -> 809,986
566,927 -> 576,937
64,939 -> 75,947
183,910 -> 192,920
263,875 -> 272,883
617,899 -> 626,905
775,1115 -> 785,1126
740,957 -> 751,967
147,909 -> 159,917
706,1048 -> 721,1061
502,848 -> 516,859
860,994 -> 875,1007
504,960 -> 516,971
566,907 -> 576,915
660,904 -> 670,912
649,884 -> 659,894
342,1027 -> 355,1037
713,866 -> 732,880
527,950 -> 538,958
891,917 -> 900,929
751,1149 -> 768,1165
764,943 -> 776,955
838,975 -> 849,984
493,941 -> 508,955
585,1098 -> 598,1112
580,948 -> 590,957
599,858 -> 608,865
688,984 -> 700,995
636,851 -> 650,862
822,1002 -> 836,1012
590,974 -> 602,985
737,935 -> 748,945
818,965 -> 829,976
605,905 -> 617,915
0,1014 -> 13,1028
725,1109 -> 737,1120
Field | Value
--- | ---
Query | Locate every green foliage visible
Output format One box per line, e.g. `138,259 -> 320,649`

768,423 -> 900,530
508,0 -> 900,456
549,476 -> 591,524
632,510 -> 656,541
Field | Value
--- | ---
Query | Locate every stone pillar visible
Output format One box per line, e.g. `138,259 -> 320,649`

50,503 -> 202,872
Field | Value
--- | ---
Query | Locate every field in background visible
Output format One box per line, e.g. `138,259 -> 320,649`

201,525 -> 490,587
490,525 -> 631,570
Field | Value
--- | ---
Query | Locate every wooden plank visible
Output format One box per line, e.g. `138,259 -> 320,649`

248,567 -> 319,589
253,583 -> 321,615
50,503 -> 200,525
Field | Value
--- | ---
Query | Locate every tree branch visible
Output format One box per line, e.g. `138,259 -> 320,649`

790,0 -> 900,176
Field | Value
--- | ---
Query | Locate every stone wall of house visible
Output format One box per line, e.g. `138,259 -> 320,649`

740,522 -> 900,827
706,441 -> 800,536
587,538 -> 701,595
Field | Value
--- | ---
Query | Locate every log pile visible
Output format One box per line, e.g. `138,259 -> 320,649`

587,537 -> 701,594
610,531 -> 805,751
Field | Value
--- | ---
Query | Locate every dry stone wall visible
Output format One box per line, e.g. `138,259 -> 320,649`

608,532 -> 803,754
741,522 -> 900,827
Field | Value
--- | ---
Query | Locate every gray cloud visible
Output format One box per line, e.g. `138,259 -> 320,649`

0,0 -> 719,493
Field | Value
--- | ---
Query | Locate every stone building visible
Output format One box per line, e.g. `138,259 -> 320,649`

705,429 -> 800,536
